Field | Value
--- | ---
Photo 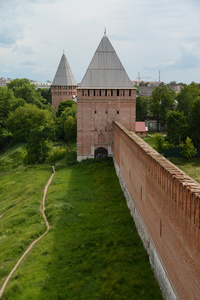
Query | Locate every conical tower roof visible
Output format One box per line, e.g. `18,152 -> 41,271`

80,34 -> 133,88
52,53 -> 77,86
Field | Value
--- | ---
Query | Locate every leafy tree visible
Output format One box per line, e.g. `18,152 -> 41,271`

56,105 -> 77,142
0,87 -> 23,127
150,86 -> 176,131
37,88 -> 52,105
136,95 -> 149,121
155,134 -> 166,153
169,81 -> 177,85
7,78 -> 30,89
26,127 -> 52,164
6,104 -> 54,142
0,128 -> 12,150
189,100 -> 200,147
7,78 -> 46,108
57,100 -> 76,117
177,82 -> 200,119
166,111 -> 187,146
181,137 -> 197,161
64,115 -> 77,141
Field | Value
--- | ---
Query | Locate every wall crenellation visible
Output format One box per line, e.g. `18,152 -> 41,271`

113,121 -> 200,299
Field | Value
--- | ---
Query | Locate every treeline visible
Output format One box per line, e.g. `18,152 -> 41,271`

136,82 -> 200,148
0,78 -> 77,164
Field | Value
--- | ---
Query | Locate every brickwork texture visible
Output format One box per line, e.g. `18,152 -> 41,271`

113,121 -> 200,300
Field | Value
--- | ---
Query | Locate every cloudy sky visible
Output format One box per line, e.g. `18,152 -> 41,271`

0,0 -> 200,84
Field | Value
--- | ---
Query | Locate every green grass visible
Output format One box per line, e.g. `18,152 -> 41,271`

168,157 -> 200,184
143,133 -> 168,153
143,133 -> 158,149
0,146 -> 163,299
143,134 -> 200,184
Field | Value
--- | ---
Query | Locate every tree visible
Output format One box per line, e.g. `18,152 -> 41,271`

181,137 -> 197,161
56,104 -> 77,141
6,104 -> 54,142
64,115 -> 77,141
7,78 -> 46,108
26,127 -> 52,164
177,82 -> 200,119
155,134 -> 166,153
150,86 -> 176,131
136,95 -> 149,121
0,87 -> 23,127
57,100 -> 76,117
189,100 -> 200,147
166,111 -> 188,146
37,88 -> 52,105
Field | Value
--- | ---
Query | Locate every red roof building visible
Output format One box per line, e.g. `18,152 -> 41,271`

135,122 -> 148,137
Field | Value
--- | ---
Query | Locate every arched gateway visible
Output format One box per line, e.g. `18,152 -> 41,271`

95,147 -> 108,158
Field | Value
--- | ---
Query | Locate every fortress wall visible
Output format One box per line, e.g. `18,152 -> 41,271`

113,121 -> 200,300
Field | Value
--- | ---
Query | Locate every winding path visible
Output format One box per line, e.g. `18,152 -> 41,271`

0,166 -> 55,298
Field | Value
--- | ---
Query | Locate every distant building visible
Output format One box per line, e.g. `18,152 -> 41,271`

77,33 -> 136,161
135,122 -> 148,137
169,83 -> 183,93
139,82 -> 164,97
51,53 -> 77,110
139,84 -> 155,97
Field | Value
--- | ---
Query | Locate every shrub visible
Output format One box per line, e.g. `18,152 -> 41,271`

47,147 -> 68,163
155,134 -> 166,153
181,137 -> 197,161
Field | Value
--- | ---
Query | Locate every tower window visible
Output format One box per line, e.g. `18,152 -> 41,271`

111,89 -> 113,96
94,89 -> 96,96
105,89 -> 107,96
95,110 -> 97,114
88,89 -> 90,96
129,89 -> 131,96
117,111 -> 119,114
117,89 -> 119,96
99,89 -> 101,96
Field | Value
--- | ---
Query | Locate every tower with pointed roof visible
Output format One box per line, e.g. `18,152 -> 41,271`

51,53 -> 77,110
77,33 -> 136,161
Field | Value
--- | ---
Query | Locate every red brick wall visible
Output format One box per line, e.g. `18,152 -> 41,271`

51,85 -> 77,110
113,121 -> 200,300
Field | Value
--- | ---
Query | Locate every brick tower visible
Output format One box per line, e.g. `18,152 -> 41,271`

51,53 -> 77,110
77,33 -> 136,161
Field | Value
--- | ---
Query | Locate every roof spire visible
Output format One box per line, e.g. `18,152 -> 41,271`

104,28 -> 106,35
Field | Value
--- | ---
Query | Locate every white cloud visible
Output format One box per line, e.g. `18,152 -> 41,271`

0,0 -> 200,83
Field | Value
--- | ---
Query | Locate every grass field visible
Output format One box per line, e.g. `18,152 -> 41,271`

0,145 -> 163,299
144,133 -> 200,184
168,157 -> 200,185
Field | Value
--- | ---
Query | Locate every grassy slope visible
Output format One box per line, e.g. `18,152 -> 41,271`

0,147 -> 163,299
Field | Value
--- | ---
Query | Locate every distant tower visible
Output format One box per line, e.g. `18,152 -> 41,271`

77,33 -> 136,161
51,53 -> 77,110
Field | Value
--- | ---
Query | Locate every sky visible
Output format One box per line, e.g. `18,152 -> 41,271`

0,0 -> 200,84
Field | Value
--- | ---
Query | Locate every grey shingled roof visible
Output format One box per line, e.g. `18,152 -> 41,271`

80,34 -> 133,88
52,53 -> 77,86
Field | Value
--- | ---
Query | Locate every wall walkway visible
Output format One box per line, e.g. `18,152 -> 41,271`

113,121 -> 200,300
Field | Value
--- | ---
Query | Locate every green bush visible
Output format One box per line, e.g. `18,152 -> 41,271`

155,134 -> 166,153
181,137 -> 197,161
47,147 -> 68,163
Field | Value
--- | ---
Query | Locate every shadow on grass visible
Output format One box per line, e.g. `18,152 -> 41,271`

38,158 -> 163,300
